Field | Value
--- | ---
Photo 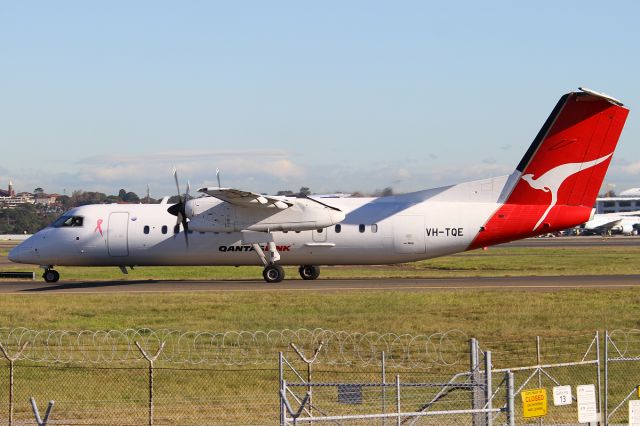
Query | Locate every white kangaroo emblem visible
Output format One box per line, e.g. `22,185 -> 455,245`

521,153 -> 612,230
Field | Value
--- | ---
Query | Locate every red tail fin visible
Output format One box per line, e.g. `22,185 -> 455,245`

470,88 -> 629,249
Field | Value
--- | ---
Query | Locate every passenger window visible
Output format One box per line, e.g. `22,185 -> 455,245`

317,228 -> 323,233
144,226 -> 150,235
335,224 -> 341,233
162,225 -> 168,234
359,224 -> 365,233
371,224 -> 378,233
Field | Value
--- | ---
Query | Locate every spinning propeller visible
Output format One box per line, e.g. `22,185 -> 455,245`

167,168 -> 190,247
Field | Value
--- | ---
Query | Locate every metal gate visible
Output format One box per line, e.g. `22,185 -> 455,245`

279,343 -> 514,425
605,329 -> 640,425
107,212 -> 129,257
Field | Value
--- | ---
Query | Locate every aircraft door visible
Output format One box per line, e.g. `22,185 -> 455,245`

393,215 -> 426,254
108,212 -> 129,257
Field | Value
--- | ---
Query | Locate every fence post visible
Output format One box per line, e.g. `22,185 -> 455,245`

136,341 -> 165,426
506,371 -> 515,426
470,338 -> 485,426
596,331 -> 603,426
485,350 -> 492,426
536,336 -> 542,426
279,352 -> 285,426
0,341 -> 28,426
381,351 -> 386,425
396,374 -> 401,426
604,330 -> 609,426
290,341 -> 323,417
30,397 -> 54,426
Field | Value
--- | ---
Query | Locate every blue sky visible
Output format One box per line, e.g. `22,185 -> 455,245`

1,1 -> 639,197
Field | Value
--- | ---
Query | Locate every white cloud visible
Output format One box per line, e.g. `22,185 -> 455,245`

618,161 -> 640,175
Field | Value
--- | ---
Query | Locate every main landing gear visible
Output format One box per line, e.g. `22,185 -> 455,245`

245,232 -> 321,283
299,265 -> 320,280
42,267 -> 60,283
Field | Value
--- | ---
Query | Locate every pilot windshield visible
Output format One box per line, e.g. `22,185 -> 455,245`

51,215 -> 84,228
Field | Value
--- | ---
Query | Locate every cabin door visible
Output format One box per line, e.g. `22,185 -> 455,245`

108,212 -> 129,257
393,215 -> 426,254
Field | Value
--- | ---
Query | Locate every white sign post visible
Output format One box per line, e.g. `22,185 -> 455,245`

553,385 -> 572,406
630,400 -> 640,426
577,384 -> 598,424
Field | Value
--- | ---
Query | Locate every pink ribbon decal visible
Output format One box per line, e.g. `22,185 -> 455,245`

94,219 -> 104,237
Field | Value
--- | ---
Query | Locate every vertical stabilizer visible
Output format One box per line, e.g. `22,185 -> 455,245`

470,89 -> 629,249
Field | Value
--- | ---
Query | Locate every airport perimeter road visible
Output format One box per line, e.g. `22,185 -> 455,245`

1,275 -> 640,293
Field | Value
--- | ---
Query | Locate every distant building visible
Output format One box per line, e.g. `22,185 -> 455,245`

595,197 -> 640,214
0,193 -> 35,208
0,180 -> 36,208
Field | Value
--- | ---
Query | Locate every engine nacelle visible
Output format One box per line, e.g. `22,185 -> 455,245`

185,197 -> 345,233
620,223 -> 638,235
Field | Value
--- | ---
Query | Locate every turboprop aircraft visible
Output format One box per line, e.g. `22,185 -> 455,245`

8,88 -> 630,283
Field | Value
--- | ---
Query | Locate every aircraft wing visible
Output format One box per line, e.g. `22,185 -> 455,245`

586,218 -> 622,231
198,187 -> 293,209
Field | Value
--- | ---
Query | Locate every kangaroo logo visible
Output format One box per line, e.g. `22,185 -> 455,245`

521,153 -> 612,230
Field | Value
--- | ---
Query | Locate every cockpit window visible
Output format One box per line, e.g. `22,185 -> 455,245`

51,215 -> 84,228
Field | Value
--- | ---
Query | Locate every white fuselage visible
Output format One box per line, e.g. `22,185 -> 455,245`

9,175 -> 510,268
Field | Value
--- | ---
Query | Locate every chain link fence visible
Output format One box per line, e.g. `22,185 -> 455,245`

0,329 -> 638,425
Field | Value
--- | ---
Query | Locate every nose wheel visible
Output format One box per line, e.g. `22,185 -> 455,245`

299,265 -> 320,280
43,269 -> 60,283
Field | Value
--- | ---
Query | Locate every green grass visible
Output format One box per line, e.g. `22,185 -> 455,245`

0,245 -> 639,338
1,287 -> 639,339
1,244 -> 640,424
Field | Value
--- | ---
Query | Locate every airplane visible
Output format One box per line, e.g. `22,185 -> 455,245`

581,210 -> 640,235
8,87 -> 630,283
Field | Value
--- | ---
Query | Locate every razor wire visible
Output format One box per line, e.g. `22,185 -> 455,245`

0,327 -> 468,368
606,329 -> 640,358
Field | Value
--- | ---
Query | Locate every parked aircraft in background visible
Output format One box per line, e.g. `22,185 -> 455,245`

581,210 -> 640,235
9,88 -> 630,283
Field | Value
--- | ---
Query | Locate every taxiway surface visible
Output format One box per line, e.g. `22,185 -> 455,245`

0,274 -> 639,294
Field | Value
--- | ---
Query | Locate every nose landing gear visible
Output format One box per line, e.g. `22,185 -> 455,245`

263,264 -> 285,283
43,268 -> 60,283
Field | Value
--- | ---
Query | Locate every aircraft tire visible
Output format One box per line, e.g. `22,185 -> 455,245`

263,265 -> 285,283
43,269 -> 60,283
299,265 -> 320,280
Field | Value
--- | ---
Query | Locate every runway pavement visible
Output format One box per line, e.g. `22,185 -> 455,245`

0,274 -> 639,294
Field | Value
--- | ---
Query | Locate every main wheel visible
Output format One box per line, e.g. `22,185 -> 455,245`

263,265 -> 285,283
299,265 -> 320,280
43,269 -> 60,283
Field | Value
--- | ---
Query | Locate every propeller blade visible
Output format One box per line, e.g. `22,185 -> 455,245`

169,167 -> 189,248
173,167 -> 181,201
182,218 -> 189,246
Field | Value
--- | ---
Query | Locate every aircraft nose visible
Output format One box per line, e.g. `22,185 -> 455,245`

8,241 -> 34,264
